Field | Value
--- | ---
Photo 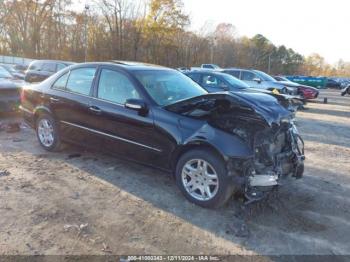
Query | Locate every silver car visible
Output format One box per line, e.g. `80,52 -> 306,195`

222,68 -> 288,93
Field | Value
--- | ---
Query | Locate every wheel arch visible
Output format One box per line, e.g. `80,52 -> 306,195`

170,141 -> 225,174
33,106 -> 54,124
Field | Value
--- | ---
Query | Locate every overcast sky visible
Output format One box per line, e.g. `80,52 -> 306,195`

182,0 -> 349,64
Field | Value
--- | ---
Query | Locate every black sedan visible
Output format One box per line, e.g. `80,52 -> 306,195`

0,66 -> 24,113
20,62 -> 305,208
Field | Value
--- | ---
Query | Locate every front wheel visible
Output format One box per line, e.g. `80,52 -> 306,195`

175,149 -> 233,208
36,114 -> 61,151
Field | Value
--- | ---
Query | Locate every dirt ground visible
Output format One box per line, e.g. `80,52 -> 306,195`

0,89 -> 349,257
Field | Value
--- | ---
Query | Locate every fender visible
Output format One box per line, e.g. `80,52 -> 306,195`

182,124 -> 253,160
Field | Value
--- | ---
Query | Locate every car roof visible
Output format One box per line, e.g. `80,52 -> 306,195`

109,60 -> 168,71
222,68 -> 255,71
186,70 -> 241,80
186,68 -> 220,73
67,61 -> 172,72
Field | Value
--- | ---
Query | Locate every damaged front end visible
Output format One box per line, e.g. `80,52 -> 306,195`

166,92 -> 305,203
214,113 -> 305,203
244,122 -> 304,203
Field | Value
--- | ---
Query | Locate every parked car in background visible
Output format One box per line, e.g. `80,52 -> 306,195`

25,60 -> 75,83
201,64 -> 221,70
338,78 -> 350,89
0,65 -> 24,113
184,70 -> 302,112
185,69 -> 248,92
273,75 -> 319,100
341,84 -> 350,96
326,78 -> 342,89
14,64 -> 28,74
0,64 -> 25,80
20,61 -> 304,208
222,68 -> 289,94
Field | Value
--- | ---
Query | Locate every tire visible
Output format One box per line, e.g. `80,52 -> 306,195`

36,113 -> 61,151
175,149 -> 233,208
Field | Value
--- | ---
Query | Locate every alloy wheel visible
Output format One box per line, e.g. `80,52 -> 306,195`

181,159 -> 219,201
38,118 -> 55,147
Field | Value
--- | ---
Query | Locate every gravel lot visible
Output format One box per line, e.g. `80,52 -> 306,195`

0,89 -> 349,256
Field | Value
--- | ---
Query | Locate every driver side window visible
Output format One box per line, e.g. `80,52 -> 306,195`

97,69 -> 140,104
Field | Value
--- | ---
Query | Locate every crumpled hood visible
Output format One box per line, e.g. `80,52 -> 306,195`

231,91 -> 292,125
165,92 -> 292,127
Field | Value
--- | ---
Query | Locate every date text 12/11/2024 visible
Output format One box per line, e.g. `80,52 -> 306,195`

124,256 -> 220,261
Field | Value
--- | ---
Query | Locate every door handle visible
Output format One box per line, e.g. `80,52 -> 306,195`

50,97 -> 60,103
89,106 -> 102,114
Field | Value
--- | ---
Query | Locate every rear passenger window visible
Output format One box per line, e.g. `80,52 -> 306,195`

226,70 -> 240,78
97,69 -> 139,104
52,72 -> 69,90
66,68 -> 96,96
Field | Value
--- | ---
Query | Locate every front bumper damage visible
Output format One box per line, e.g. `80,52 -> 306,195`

228,123 -> 305,204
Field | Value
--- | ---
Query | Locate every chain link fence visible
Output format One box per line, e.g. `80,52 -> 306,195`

0,55 -> 34,66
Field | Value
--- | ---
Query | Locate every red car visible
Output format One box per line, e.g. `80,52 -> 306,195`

274,76 -> 319,100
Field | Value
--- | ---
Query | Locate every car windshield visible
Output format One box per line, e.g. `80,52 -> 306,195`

0,66 -> 13,78
134,70 -> 207,106
222,74 -> 249,89
254,70 -> 276,81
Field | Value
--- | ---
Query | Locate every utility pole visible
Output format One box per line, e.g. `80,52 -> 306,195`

84,3 -> 90,62
210,37 -> 217,64
268,53 -> 272,74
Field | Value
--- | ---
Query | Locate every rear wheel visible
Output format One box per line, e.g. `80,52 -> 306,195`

36,114 -> 61,151
175,149 -> 233,208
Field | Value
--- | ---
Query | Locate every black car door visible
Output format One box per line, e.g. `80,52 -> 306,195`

86,66 -> 168,167
48,66 -> 102,148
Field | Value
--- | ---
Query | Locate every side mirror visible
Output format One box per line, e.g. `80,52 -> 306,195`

125,98 -> 148,116
253,77 -> 262,84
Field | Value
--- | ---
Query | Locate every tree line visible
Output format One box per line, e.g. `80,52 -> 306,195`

0,0 -> 348,77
